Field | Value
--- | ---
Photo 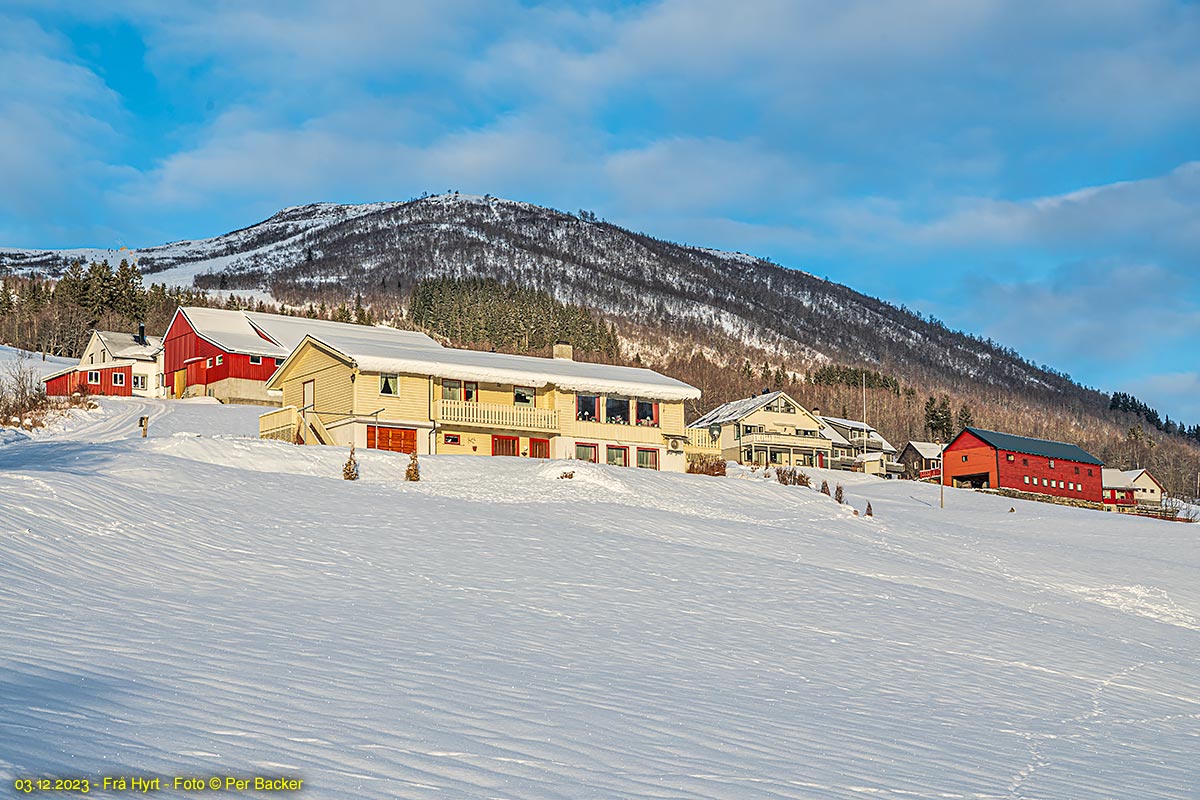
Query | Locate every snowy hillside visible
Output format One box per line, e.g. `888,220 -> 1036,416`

0,194 -> 1089,401
1,397 -> 1196,798
0,344 -> 75,377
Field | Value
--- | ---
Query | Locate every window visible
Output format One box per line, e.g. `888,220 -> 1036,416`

1105,489 -> 1111,499
1022,458 -> 1029,466
605,396 -> 630,425
380,374 -> 399,395
205,358 -> 213,368
87,371 -> 100,385
576,394 -> 599,421
464,382 -> 478,402
89,355 -> 94,364
1074,466 -> 1080,474
575,443 -> 598,462
275,358 -> 284,367
514,386 -> 535,406
1087,469 -> 1093,477
444,434 -> 460,445
637,448 -> 659,470
529,438 -> 550,459
1006,453 -> 1014,462
132,374 -> 146,390
493,435 -> 520,457
112,372 -> 125,387
216,355 -> 224,366
635,399 -> 660,427
606,445 -> 629,467
442,379 -> 462,401
250,355 -> 262,365
1024,476 -> 1030,484
1032,477 -> 1039,485
961,455 -> 968,462
1048,459 -> 1055,468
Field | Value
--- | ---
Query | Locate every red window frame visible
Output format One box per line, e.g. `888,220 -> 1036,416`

444,433 -> 460,445
492,435 -> 520,456
575,442 -> 598,463
606,445 -> 629,467
636,448 -> 659,470
529,438 -> 550,459
576,393 -> 599,422
635,399 -> 660,427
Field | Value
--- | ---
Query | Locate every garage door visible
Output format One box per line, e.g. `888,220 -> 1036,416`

367,426 -> 417,453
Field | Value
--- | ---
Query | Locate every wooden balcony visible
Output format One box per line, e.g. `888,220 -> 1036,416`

740,432 -> 829,450
686,428 -> 720,452
259,405 -> 299,442
435,399 -> 559,432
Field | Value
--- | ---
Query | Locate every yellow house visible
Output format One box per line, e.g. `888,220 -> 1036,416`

260,335 -> 701,471
685,391 -> 833,468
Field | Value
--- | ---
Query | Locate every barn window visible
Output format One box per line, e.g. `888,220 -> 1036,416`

205,358 -> 213,368
1006,453 -> 1014,462
250,355 -> 262,365
1087,469 -> 1093,476
1022,458 -> 1029,466
275,358 -> 284,367
1024,476 -> 1029,484
1032,477 -> 1039,485
961,455 -> 968,462
380,374 -> 399,395
1074,466 -> 1080,474
112,373 -> 125,387
216,355 -> 224,366
87,371 -> 100,384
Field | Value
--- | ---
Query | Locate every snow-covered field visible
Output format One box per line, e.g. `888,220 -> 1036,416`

0,344 -> 75,377
2,396 -> 1197,798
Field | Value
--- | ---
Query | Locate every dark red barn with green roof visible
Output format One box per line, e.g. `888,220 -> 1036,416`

941,426 -> 1104,503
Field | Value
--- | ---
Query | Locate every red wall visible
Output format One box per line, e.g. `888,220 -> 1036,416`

163,311 -> 281,394
46,365 -> 132,397
943,430 -> 1102,503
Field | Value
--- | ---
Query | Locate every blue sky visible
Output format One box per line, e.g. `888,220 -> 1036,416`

2,1 -> 1198,422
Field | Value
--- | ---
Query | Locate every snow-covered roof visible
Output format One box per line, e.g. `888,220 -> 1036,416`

689,391 -> 786,428
42,360 -> 139,382
819,415 -> 897,454
1102,469 -> 1135,489
176,307 -> 441,358
95,330 -> 163,361
855,451 -> 887,463
1121,468 -> 1164,489
285,333 -> 701,401
959,427 -> 1103,467
818,421 -> 851,448
904,441 -> 944,459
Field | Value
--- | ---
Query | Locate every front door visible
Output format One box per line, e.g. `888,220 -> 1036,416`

303,380 -> 315,410
173,370 -> 186,398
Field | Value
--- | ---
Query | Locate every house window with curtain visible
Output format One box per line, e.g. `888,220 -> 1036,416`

442,379 -> 462,401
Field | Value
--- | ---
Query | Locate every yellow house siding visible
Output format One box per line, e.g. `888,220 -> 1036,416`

356,371 -> 433,422
280,346 -> 355,426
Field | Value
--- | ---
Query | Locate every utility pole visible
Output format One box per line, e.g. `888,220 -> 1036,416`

937,439 -> 944,509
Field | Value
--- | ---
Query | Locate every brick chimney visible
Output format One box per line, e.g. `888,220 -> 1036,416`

553,341 -> 573,360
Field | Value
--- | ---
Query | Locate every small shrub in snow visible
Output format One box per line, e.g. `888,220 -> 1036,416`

834,484 -> 845,504
820,480 -> 830,496
865,502 -> 873,517
405,452 -> 421,482
342,445 -> 359,481
686,455 -> 727,477
558,470 -> 575,480
775,467 -> 812,487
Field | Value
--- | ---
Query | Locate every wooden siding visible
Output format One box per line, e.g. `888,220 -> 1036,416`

356,372 -> 432,422
280,346 -> 355,427
46,365 -> 133,397
943,429 -> 1103,503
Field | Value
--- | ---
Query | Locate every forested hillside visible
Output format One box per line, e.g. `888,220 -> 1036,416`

3,194 -> 1198,498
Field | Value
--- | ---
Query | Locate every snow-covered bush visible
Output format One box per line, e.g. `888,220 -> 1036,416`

820,480 -> 830,496
405,452 -> 421,482
342,445 -> 359,481
686,455 -> 726,477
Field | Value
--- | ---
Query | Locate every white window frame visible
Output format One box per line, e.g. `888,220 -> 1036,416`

380,374 -> 399,396
131,374 -> 146,390
87,371 -> 100,385
112,372 -> 125,387
216,355 -> 224,366
250,355 -> 262,365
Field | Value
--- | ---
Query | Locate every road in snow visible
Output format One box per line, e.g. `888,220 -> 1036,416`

1,397 -> 1198,799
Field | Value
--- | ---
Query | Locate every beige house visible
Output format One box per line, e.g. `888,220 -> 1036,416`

817,414 -> 903,478
78,326 -> 165,397
685,391 -> 833,467
1122,468 -> 1165,507
260,335 -> 700,471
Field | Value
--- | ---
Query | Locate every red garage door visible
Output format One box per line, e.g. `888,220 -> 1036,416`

367,426 -> 417,453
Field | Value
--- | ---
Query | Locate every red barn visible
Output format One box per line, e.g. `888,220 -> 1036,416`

43,362 -> 134,397
162,307 -> 440,405
941,426 -> 1103,503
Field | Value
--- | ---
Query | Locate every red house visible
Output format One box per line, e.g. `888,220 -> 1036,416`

162,307 -> 440,405
43,362 -> 134,397
941,426 -> 1103,503
1101,469 -> 1138,510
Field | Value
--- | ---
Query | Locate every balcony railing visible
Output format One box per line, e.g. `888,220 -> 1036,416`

435,399 -> 558,432
740,432 -> 829,449
686,428 -> 720,451
259,405 -> 299,442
